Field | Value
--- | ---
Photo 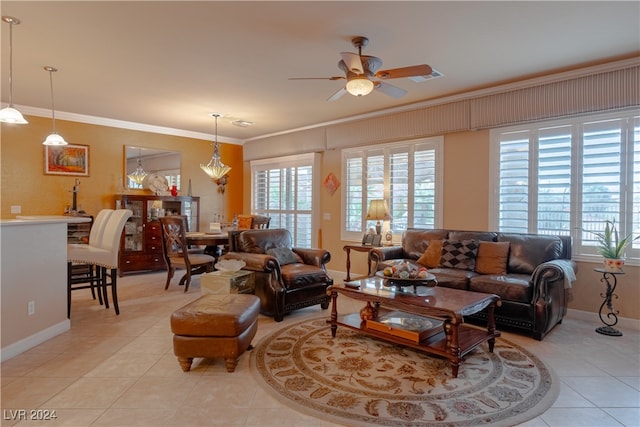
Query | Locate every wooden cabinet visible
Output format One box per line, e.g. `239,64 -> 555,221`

116,195 -> 199,275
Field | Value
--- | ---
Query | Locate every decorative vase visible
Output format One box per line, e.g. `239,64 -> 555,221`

170,185 -> 178,196
359,301 -> 377,321
603,258 -> 624,272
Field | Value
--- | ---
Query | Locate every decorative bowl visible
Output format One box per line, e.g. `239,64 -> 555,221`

215,259 -> 246,272
375,271 -> 437,288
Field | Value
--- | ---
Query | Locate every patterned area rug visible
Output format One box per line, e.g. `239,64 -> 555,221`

251,317 -> 559,427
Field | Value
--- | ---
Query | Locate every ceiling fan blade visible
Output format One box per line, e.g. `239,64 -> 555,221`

375,64 -> 433,80
289,76 -> 345,80
340,52 -> 364,74
374,81 -> 407,98
327,87 -> 347,102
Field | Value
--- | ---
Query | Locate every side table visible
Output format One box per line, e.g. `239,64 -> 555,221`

343,245 -> 374,281
201,270 -> 255,295
594,267 -> 624,336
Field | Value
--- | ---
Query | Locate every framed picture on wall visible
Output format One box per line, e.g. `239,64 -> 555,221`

44,144 -> 90,176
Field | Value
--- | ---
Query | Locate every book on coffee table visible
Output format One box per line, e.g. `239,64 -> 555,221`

366,310 -> 444,343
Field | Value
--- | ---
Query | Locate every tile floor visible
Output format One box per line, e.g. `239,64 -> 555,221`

1,271 -> 639,426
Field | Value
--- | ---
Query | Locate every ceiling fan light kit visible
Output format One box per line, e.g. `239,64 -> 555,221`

290,36 -> 436,101
346,76 -> 374,96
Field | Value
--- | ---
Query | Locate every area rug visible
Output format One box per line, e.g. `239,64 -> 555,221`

250,317 -> 559,427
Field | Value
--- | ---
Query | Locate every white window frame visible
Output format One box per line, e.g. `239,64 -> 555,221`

341,136 -> 443,243
250,153 -> 320,247
489,109 -> 640,265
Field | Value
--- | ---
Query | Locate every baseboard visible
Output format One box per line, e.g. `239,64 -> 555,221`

0,320 -> 71,362
566,308 -> 640,332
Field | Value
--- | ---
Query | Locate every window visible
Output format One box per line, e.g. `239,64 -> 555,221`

490,110 -> 640,263
342,137 -> 443,242
251,153 -> 319,247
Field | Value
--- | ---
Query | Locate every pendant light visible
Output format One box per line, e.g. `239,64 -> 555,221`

127,149 -> 148,185
42,66 -> 67,146
200,113 -> 231,179
0,16 -> 28,124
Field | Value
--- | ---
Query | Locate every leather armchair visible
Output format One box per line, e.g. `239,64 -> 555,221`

221,229 -> 333,321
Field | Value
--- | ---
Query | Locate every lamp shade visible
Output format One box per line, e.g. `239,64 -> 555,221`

0,106 -> 28,124
366,199 -> 392,221
43,133 -> 68,146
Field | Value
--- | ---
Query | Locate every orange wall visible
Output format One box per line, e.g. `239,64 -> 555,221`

0,115 -> 243,229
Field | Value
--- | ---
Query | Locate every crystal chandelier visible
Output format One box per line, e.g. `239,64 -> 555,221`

127,150 -> 147,185
200,113 -> 231,180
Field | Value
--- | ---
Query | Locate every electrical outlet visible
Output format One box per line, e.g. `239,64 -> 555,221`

28,301 -> 35,316
11,205 -> 21,214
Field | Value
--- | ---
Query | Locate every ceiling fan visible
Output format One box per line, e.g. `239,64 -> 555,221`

289,36 -> 438,101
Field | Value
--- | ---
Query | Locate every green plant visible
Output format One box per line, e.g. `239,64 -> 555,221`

587,219 -> 639,259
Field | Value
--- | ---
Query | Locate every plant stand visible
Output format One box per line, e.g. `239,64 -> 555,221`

594,267 -> 624,336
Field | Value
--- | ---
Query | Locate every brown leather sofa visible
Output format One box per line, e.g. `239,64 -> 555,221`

221,229 -> 333,321
369,229 -> 577,340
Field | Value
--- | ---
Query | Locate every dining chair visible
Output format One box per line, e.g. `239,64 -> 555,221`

67,209 -> 112,310
251,215 -> 271,229
159,216 -> 216,292
67,209 -> 132,317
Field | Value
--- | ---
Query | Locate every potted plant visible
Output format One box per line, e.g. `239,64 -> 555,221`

587,219 -> 639,272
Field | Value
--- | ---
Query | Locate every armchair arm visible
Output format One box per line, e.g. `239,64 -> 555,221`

293,248 -> 331,268
222,252 -> 280,273
531,259 -> 577,300
530,258 -> 576,339
369,245 -> 405,271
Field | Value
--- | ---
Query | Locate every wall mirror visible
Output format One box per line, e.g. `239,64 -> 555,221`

124,146 -> 181,190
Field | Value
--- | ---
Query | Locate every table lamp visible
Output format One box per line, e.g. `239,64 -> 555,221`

366,199 -> 392,235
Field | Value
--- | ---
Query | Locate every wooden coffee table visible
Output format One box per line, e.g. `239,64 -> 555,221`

328,276 -> 501,378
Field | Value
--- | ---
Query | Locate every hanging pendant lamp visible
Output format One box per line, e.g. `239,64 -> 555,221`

127,149 -> 148,185
42,66 -> 68,146
0,16 -> 28,124
200,113 -> 231,180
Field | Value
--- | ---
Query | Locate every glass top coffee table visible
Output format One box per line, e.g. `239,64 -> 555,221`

328,275 -> 501,378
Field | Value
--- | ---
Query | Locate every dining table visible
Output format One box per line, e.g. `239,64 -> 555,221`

185,232 -> 229,261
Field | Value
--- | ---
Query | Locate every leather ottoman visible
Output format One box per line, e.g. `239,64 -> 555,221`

170,293 -> 260,372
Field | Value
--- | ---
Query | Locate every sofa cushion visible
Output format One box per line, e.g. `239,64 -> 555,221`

267,247 -> 302,265
417,240 -> 443,268
281,264 -> 332,290
497,233 -> 563,274
427,267 -> 475,290
402,229 -> 449,260
469,274 -> 532,303
449,231 -> 497,242
475,241 -> 510,275
440,239 -> 479,271
238,229 -> 292,253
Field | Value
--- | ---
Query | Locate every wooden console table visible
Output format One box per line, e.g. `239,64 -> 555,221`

343,244 -> 374,281
328,276 -> 501,378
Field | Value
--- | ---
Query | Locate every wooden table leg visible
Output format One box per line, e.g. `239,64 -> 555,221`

444,319 -> 461,378
330,289 -> 338,337
344,247 -> 352,282
487,302 -> 497,352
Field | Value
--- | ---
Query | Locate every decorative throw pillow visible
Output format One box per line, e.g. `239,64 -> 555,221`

440,239 -> 479,271
417,240 -> 443,268
266,247 -> 302,265
237,215 -> 253,229
475,241 -> 510,275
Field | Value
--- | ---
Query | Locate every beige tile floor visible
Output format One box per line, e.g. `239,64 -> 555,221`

1,271 -> 639,426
